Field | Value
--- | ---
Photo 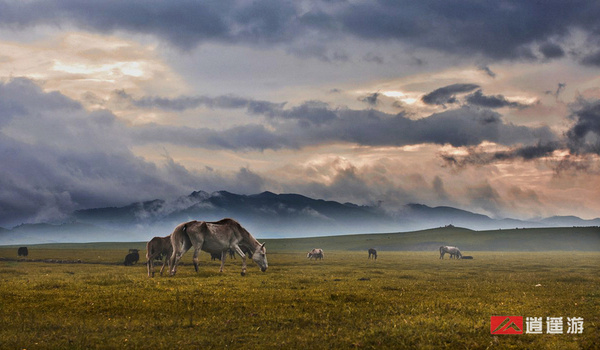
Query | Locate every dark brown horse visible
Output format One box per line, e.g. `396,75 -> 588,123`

146,236 -> 172,277
368,248 -> 377,260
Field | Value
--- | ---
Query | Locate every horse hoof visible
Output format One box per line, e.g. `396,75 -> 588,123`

241,271 -> 246,276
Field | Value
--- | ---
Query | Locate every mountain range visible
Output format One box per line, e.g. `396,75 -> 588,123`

1,190 -> 599,244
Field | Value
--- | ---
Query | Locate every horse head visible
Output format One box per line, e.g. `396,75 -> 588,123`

252,242 -> 268,272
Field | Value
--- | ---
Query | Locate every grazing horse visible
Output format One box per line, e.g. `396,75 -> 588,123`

368,248 -> 377,260
146,236 -> 172,277
124,249 -> 140,266
169,218 -> 267,276
439,245 -> 462,259
307,248 -> 324,260
17,247 -> 28,257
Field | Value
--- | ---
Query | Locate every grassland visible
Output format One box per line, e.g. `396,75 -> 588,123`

0,241 -> 598,349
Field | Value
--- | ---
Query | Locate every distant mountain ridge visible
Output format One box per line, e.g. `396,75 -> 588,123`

1,190 -> 599,244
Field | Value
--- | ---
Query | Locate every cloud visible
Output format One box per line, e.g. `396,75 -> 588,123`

439,98 -> 600,170
421,83 -> 480,107
432,176 -> 449,201
580,50 -> 600,67
545,83 -> 567,99
539,42 -> 565,59
440,142 -> 561,168
478,65 -> 496,78
359,92 -> 381,106
0,78 -> 568,226
466,181 -> 505,217
113,90 -> 285,116
0,78 -> 275,227
123,93 -> 556,150
465,90 -> 528,109
566,98 -> 600,155
2,1 -> 600,64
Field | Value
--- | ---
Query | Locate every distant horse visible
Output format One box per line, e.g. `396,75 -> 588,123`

17,247 -> 28,257
124,249 -> 140,266
146,236 -> 172,277
439,246 -> 462,259
368,248 -> 377,260
307,248 -> 324,260
169,218 -> 267,276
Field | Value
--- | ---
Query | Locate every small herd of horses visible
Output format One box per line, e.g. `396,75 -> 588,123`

144,218 -> 267,277
136,218 -> 472,278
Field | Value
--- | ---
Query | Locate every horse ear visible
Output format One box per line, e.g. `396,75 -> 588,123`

261,242 -> 265,248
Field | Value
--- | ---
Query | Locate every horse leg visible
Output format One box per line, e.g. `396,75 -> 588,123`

147,255 -> 153,278
170,250 -> 182,276
219,251 -> 227,273
159,253 -> 169,276
192,248 -> 201,273
170,241 -> 191,276
233,245 -> 247,276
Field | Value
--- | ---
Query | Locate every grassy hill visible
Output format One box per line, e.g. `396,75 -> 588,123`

4,226 -> 599,253
264,226 -> 600,252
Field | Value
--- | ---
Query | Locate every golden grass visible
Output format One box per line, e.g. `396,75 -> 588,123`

0,250 -> 598,349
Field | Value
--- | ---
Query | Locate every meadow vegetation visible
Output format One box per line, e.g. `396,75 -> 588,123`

0,243 -> 598,349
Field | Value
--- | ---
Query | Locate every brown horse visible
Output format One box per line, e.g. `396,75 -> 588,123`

169,218 -> 267,276
146,236 -> 172,277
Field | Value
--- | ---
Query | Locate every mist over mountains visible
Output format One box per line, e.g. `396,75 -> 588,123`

1,190 -> 599,245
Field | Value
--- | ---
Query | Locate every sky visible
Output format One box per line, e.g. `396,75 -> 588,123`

1,0 -> 600,228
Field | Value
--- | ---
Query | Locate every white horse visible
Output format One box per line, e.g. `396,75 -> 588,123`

307,248 -> 324,260
439,245 -> 462,259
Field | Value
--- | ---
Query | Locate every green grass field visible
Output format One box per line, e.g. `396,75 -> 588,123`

0,242 -> 598,349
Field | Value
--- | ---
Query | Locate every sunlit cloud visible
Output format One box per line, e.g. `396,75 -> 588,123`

0,32 -> 184,110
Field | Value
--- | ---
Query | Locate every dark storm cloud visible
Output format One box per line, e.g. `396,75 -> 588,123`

114,90 -> 285,116
0,78 -> 269,227
119,89 -> 556,150
440,98 -> 600,169
465,90 -> 527,109
441,142 -> 561,168
138,103 -> 554,150
421,84 -> 480,106
0,78 -> 569,226
566,98 -> 600,155
2,1 -> 600,62
0,0 -> 298,49
335,1 -> 600,61
539,42 -> 565,59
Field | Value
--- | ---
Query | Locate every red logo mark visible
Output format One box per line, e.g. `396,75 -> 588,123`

491,316 -> 523,334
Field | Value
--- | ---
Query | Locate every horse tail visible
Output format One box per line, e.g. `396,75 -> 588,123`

146,239 -> 152,261
170,221 -> 194,250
